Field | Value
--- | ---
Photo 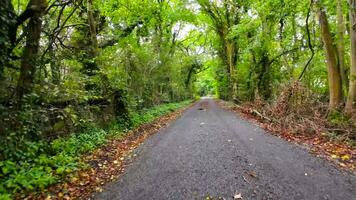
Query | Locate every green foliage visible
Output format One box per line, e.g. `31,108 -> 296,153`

1,0 -> 355,197
51,128 -> 107,156
328,110 -> 352,126
0,100 -> 190,198
0,153 -> 76,194
130,101 -> 191,127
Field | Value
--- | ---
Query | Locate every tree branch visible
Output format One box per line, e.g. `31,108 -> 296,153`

299,0 -> 315,80
268,48 -> 300,65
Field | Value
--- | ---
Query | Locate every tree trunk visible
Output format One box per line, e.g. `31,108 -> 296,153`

346,0 -> 356,113
257,53 -> 272,100
256,17 -> 272,101
82,0 -> 99,89
318,7 -> 343,109
49,44 -> 60,84
0,0 -> 16,78
87,0 -> 98,57
337,0 -> 349,93
16,0 -> 47,101
226,40 -> 238,101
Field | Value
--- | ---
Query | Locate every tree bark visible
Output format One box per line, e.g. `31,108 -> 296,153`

225,40 -> 238,101
81,0 -> 99,85
87,0 -> 98,57
318,7 -> 343,109
16,0 -> 47,101
255,17 -> 272,101
0,0 -> 16,77
337,0 -> 349,93
346,0 -> 356,113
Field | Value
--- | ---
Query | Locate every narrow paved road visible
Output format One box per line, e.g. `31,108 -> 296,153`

95,98 -> 356,200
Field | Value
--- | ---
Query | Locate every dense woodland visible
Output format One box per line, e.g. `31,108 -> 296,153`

0,0 -> 355,198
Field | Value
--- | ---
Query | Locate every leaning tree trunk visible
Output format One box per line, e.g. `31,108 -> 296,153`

346,0 -> 356,113
318,7 -> 343,109
16,0 -> 47,102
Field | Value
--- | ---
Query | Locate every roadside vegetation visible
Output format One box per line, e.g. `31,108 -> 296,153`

195,0 -> 355,169
0,101 -> 191,198
0,0 -> 355,198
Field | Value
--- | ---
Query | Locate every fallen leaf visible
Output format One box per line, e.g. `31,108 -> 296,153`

95,187 -> 103,192
248,171 -> 257,178
341,154 -> 351,161
234,193 -> 242,199
331,154 -> 339,159
339,163 -> 346,167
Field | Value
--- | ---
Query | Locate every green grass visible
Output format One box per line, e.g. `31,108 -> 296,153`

0,100 -> 191,199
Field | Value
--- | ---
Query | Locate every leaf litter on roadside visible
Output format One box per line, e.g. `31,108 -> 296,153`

218,100 -> 355,170
23,105 -> 191,200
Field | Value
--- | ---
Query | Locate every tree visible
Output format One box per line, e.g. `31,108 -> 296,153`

318,4 -> 343,109
346,0 -> 356,113
336,0 -> 348,93
16,0 -> 48,102
197,0 -> 240,100
0,0 -> 16,79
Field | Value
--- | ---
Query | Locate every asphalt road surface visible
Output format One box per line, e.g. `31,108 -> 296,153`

94,98 -> 356,200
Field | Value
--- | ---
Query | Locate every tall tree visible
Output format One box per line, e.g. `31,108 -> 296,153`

346,0 -> 356,113
198,0 -> 240,100
336,0 -> 348,93
16,0 -> 48,101
0,0 -> 16,79
87,0 -> 98,58
318,5 -> 343,109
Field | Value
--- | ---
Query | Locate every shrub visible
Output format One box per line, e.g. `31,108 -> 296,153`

0,100 -> 191,198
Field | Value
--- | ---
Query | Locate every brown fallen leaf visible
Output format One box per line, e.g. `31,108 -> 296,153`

248,171 -> 257,178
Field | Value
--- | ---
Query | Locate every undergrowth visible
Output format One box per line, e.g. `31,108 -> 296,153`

0,100 -> 191,199
237,82 -> 355,145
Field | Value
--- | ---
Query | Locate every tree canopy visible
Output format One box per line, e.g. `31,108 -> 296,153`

0,0 -> 355,198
